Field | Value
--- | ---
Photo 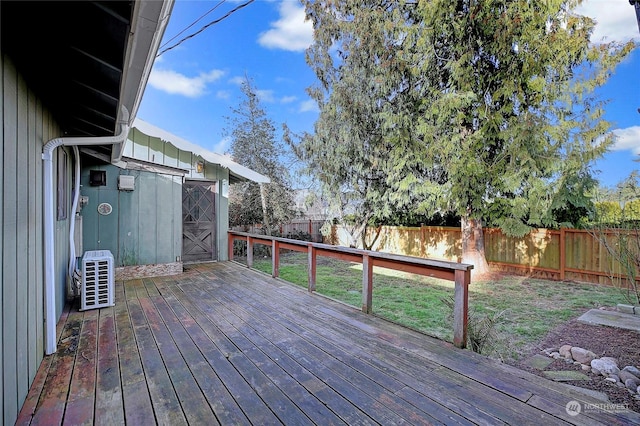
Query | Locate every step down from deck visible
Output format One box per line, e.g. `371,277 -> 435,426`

577,309 -> 640,333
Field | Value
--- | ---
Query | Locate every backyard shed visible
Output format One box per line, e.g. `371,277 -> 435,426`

78,119 -> 269,280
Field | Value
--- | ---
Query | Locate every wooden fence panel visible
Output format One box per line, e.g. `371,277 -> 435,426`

330,224 -> 640,286
485,228 -> 560,271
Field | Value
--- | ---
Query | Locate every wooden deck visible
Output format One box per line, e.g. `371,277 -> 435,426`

17,261 -> 640,425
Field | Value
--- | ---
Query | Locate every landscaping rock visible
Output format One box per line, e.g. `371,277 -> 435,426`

591,358 -> 620,377
600,356 -> 619,366
559,344 -> 573,359
571,347 -> 597,364
625,377 -> 640,391
620,370 -> 639,383
623,366 -> 640,378
581,364 -> 591,372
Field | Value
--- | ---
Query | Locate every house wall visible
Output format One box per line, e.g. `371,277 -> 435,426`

1,54 -> 70,425
80,158 -> 182,270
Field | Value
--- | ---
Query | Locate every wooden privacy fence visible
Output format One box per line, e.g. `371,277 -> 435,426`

333,225 -> 638,285
228,230 -> 474,348
231,219 -> 324,242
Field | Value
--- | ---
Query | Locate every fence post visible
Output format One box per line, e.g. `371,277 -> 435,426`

453,269 -> 470,349
560,228 -> 566,281
247,236 -> 253,268
308,244 -> 316,292
420,225 -> 426,258
228,232 -> 234,262
362,254 -> 373,314
272,240 -> 280,278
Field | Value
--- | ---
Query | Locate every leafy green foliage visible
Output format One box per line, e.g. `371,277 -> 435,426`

226,77 -> 295,233
595,201 -> 623,224
590,172 -> 640,304
294,0 -> 634,270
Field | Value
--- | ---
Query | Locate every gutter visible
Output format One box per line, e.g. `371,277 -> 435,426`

41,109 -> 130,355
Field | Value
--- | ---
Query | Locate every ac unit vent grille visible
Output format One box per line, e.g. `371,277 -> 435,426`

81,250 -> 114,311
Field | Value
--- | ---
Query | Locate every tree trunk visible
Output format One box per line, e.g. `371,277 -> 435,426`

362,226 -> 382,251
461,216 -> 490,276
259,183 -> 270,235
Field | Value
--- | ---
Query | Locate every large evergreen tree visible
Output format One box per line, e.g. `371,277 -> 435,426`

290,1 -> 418,249
298,0 -> 634,273
226,77 -> 294,234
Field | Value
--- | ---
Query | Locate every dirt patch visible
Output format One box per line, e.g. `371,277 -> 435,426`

510,316 -> 640,413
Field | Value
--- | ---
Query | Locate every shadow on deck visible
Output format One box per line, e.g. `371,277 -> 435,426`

17,261 -> 640,425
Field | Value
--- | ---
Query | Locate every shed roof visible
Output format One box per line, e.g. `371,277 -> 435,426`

131,118 -> 270,184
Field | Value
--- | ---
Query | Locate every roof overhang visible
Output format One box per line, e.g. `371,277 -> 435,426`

1,0 -> 173,160
132,118 -> 271,184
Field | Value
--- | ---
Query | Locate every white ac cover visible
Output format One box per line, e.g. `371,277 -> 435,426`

81,250 -> 115,311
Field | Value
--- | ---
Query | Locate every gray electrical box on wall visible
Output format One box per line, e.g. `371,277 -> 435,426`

118,175 -> 135,191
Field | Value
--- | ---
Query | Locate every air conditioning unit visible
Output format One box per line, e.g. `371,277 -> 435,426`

80,250 -> 115,311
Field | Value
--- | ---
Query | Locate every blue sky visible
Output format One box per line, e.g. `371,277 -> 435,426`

136,0 -> 640,189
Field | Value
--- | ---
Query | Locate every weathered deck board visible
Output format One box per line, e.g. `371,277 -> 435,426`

194,268 -> 549,425
17,261 -> 640,426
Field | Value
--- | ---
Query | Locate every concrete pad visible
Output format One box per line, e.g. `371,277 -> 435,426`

524,354 -> 554,370
543,371 -> 591,382
577,309 -> 640,333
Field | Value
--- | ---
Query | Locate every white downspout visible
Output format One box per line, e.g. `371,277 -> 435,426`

69,145 -> 81,295
42,110 -> 129,354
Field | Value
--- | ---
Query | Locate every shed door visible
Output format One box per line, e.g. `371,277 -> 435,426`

182,180 -> 217,262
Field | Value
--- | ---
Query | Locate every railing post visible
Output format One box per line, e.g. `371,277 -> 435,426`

272,240 -> 280,278
228,232 -> 234,261
247,236 -> 253,268
308,244 -> 316,292
560,228 -> 566,281
362,254 -> 373,314
453,269 -> 470,349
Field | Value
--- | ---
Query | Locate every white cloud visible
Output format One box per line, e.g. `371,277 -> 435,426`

299,99 -> 319,113
575,1 -> 639,44
611,126 -> 640,154
256,89 -> 276,103
148,69 -> 226,97
213,136 -> 232,155
281,95 -> 297,104
216,90 -> 231,100
229,76 -> 246,86
258,1 -> 313,52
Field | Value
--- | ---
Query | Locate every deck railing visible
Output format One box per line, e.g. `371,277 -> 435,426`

228,231 -> 474,349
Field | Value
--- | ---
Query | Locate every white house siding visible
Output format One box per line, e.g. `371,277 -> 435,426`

1,54 -> 70,425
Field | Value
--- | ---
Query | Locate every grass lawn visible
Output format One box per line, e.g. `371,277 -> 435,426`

248,251 -> 630,362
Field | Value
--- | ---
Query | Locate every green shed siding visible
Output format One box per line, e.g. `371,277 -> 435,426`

124,127 -> 234,261
80,162 -> 182,266
1,54 -> 67,425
